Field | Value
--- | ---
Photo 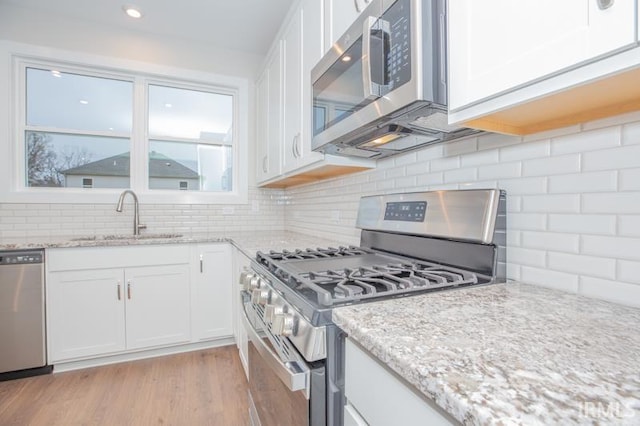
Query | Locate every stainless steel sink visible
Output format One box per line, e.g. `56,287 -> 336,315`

71,233 -> 183,241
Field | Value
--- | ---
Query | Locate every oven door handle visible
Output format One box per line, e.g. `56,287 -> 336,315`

242,304 -> 310,398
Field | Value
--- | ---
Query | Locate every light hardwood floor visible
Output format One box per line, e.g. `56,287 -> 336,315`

0,345 -> 249,426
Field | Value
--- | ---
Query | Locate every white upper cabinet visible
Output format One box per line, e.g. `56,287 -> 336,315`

324,0 -> 371,51
448,0 -> 639,135
282,8 -> 304,173
256,44 -> 283,182
449,0 -> 637,111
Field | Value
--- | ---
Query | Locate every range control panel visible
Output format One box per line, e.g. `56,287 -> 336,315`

384,201 -> 427,222
0,251 -> 44,265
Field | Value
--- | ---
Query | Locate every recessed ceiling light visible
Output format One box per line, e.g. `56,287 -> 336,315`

164,103 -> 172,108
51,70 -> 62,78
79,100 -> 89,105
123,5 -> 143,19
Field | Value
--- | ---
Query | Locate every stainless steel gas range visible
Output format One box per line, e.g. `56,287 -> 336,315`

240,189 -> 506,426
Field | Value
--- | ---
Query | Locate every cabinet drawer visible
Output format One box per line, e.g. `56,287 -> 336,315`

345,339 -> 459,426
47,245 -> 190,271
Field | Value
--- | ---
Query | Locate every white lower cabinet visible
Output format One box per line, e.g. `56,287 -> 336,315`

233,248 -> 250,378
47,244 -> 233,365
345,338 -> 460,426
47,268 -> 126,361
191,244 -> 233,341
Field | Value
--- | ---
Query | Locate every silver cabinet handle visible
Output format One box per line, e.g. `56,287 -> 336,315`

291,135 -> 297,158
262,155 -> 268,173
597,0 -> 614,9
295,133 -> 301,158
117,282 -> 121,300
354,0 -> 362,13
127,280 -> 131,299
199,254 -> 203,273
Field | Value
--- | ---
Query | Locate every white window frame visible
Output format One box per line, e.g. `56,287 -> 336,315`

0,41 -> 249,204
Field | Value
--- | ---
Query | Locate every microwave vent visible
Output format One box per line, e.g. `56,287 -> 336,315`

410,112 -> 464,133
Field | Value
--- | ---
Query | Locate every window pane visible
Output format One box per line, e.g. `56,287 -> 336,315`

148,85 -> 233,142
26,131 -> 130,188
26,67 -> 132,133
149,140 -> 232,192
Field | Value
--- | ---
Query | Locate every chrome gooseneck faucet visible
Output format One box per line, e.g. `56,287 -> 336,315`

115,190 -> 146,236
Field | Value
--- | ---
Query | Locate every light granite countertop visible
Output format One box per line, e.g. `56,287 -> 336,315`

333,282 -> 640,426
0,230 -> 350,259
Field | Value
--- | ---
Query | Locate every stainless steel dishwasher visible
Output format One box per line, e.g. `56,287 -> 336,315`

0,249 -> 52,380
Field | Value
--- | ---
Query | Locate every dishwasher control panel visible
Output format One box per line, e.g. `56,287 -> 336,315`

0,251 -> 43,265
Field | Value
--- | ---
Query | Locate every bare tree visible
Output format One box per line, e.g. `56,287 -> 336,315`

27,132 -> 94,187
27,132 -> 59,186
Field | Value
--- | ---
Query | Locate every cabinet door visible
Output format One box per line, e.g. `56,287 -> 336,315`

124,264 -> 191,350
324,0 -> 370,52
48,269 -> 125,362
449,0 -> 637,111
256,71 -> 270,182
299,0 -> 325,167
192,244 -> 233,341
282,8 -> 303,173
267,44 -> 283,179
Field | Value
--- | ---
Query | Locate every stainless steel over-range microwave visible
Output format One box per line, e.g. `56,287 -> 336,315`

311,0 -> 479,159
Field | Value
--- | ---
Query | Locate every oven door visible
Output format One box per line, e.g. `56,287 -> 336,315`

242,301 -> 324,426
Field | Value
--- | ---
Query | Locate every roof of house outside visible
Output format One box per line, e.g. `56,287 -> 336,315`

62,152 -> 199,179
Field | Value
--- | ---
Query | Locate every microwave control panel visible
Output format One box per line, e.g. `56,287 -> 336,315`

384,0 -> 412,90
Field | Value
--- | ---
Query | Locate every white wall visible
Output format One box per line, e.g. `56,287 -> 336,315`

284,112 -> 640,307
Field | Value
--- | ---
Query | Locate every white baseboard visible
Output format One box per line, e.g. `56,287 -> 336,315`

52,337 -> 236,373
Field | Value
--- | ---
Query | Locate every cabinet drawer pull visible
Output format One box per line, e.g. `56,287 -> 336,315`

262,155 -> 268,173
597,0 -> 614,9
354,0 -> 362,13
200,254 -> 204,273
127,281 -> 132,299
117,282 -> 121,300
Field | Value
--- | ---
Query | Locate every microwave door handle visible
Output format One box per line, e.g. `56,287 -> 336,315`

362,16 -> 380,100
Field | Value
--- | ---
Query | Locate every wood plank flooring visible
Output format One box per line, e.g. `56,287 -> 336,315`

0,345 -> 249,426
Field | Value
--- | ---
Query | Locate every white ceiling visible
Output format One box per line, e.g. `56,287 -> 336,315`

0,0 -> 296,55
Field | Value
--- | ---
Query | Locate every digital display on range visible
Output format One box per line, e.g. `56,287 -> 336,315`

384,201 -> 427,222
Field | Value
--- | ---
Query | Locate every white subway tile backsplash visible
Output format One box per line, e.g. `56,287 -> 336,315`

508,213 -> 547,231
618,260 -> 640,284
416,145 -> 444,161
499,177 -> 547,195
618,216 -> 640,237
443,168 -> 477,184
478,162 -> 522,180
579,277 -> 640,308
619,168 -> 640,191
582,145 -> 640,171
522,125 -> 581,143
430,156 -> 460,172
522,194 -> 580,213
521,231 -> 579,253
548,252 -> 616,279
477,133 -> 521,151
583,192 -> 640,214
507,247 -> 546,267
548,214 -> 616,235
443,137 -> 477,156
416,172 -> 444,186
522,154 -> 580,177
499,140 -> 550,162
520,266 -> 579,292
622,121 -> 640,145
461,149 -> 500,167
582,235 -> 640,261
548,171 -> 617,194
405,162 -> 429,176
551,127 -> 621,155
393,151 -> 418,166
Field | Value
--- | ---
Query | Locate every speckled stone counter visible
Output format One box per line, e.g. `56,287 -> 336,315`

0,230 -> 350,259
333,282 -> 640,426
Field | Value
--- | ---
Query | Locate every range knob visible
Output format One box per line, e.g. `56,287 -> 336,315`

239,270 -> 255,288
248,276 -> 262,291
251,288 -> 270,305
272,313 -> 295,337
263,304 -> 284,322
